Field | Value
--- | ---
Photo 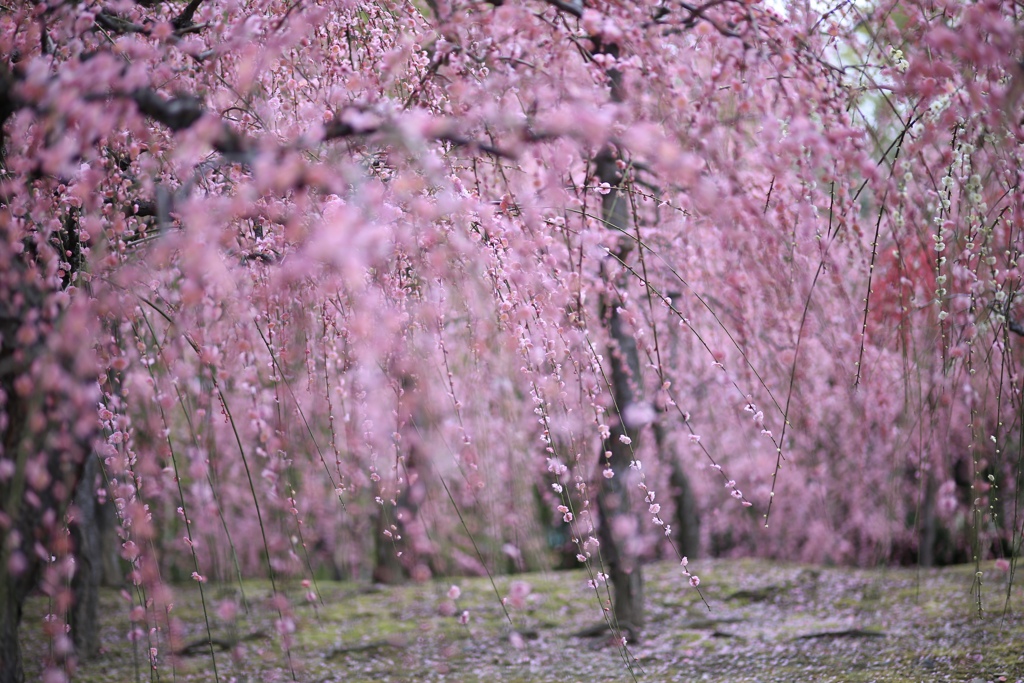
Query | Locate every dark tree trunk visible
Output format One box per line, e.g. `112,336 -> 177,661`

0,206 -> 97,683
917,473 -> 937,568
373,375 -> 431,583
97,498 -> 122,587
373,506 -> 407,584
594,146 -> 646,643
596,420 -> 645,641
70,453 -> 102,659
0,348 -> 87,683
670,461 -> 701,559
653,421 -> 701,559
586,32 -> 650,641
0,571 -> 33,683
1,307 -> 35,683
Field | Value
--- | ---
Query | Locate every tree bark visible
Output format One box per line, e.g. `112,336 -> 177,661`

918,473 -> 937,568
1,265 -> 35,683
596,418 -> 645,641
373,375 -> 431,583
653,421 -> 701,559
97,498 -> 122,587
670,460 -> 702,560
70,453 -> 102,659
0,571 -> 33,683
595,147 -> 646,643
0,206 -> 97,683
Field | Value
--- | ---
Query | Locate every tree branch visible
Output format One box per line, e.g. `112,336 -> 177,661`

0,64 -> 21,128
95,5 -> 209,37
131,89 -> 204,131
0,64 -> 25,167
95,11 -> 147,34
172,0 -> 205,31
542,0 -> 582,19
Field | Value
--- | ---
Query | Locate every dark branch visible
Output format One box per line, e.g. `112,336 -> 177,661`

0,64 -> 25,165
173,0 -> 205,31
129,86 -> 519,164
436,132 -> 517,160
95,6 -> 209,37
132,89 -> 204,131
542,0 -> 582,18
95,11 -> 147,34
677,0 -> 742,37
322,117 -> 361,140
324,113 -> 519,159
0,64 -> 22,128
993,296 -> 1024,338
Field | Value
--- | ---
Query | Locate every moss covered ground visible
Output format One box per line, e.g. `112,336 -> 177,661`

19,558 -> 1023,682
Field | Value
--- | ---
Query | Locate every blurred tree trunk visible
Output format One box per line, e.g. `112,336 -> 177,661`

594,147 -> 645,643
0,382 -> 33,683
374,375 -> 430,583
918,473 -> 937,568
0,209 -> 98,682
70,453 -> 101,659
0,571 -> 33,683
97,499 -> 122,587
653,421 -> 701,560
373,506 -> 406,583
670,461 -> 701,560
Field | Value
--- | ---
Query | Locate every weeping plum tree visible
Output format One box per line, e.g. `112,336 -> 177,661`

2,0 -> 1024,680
